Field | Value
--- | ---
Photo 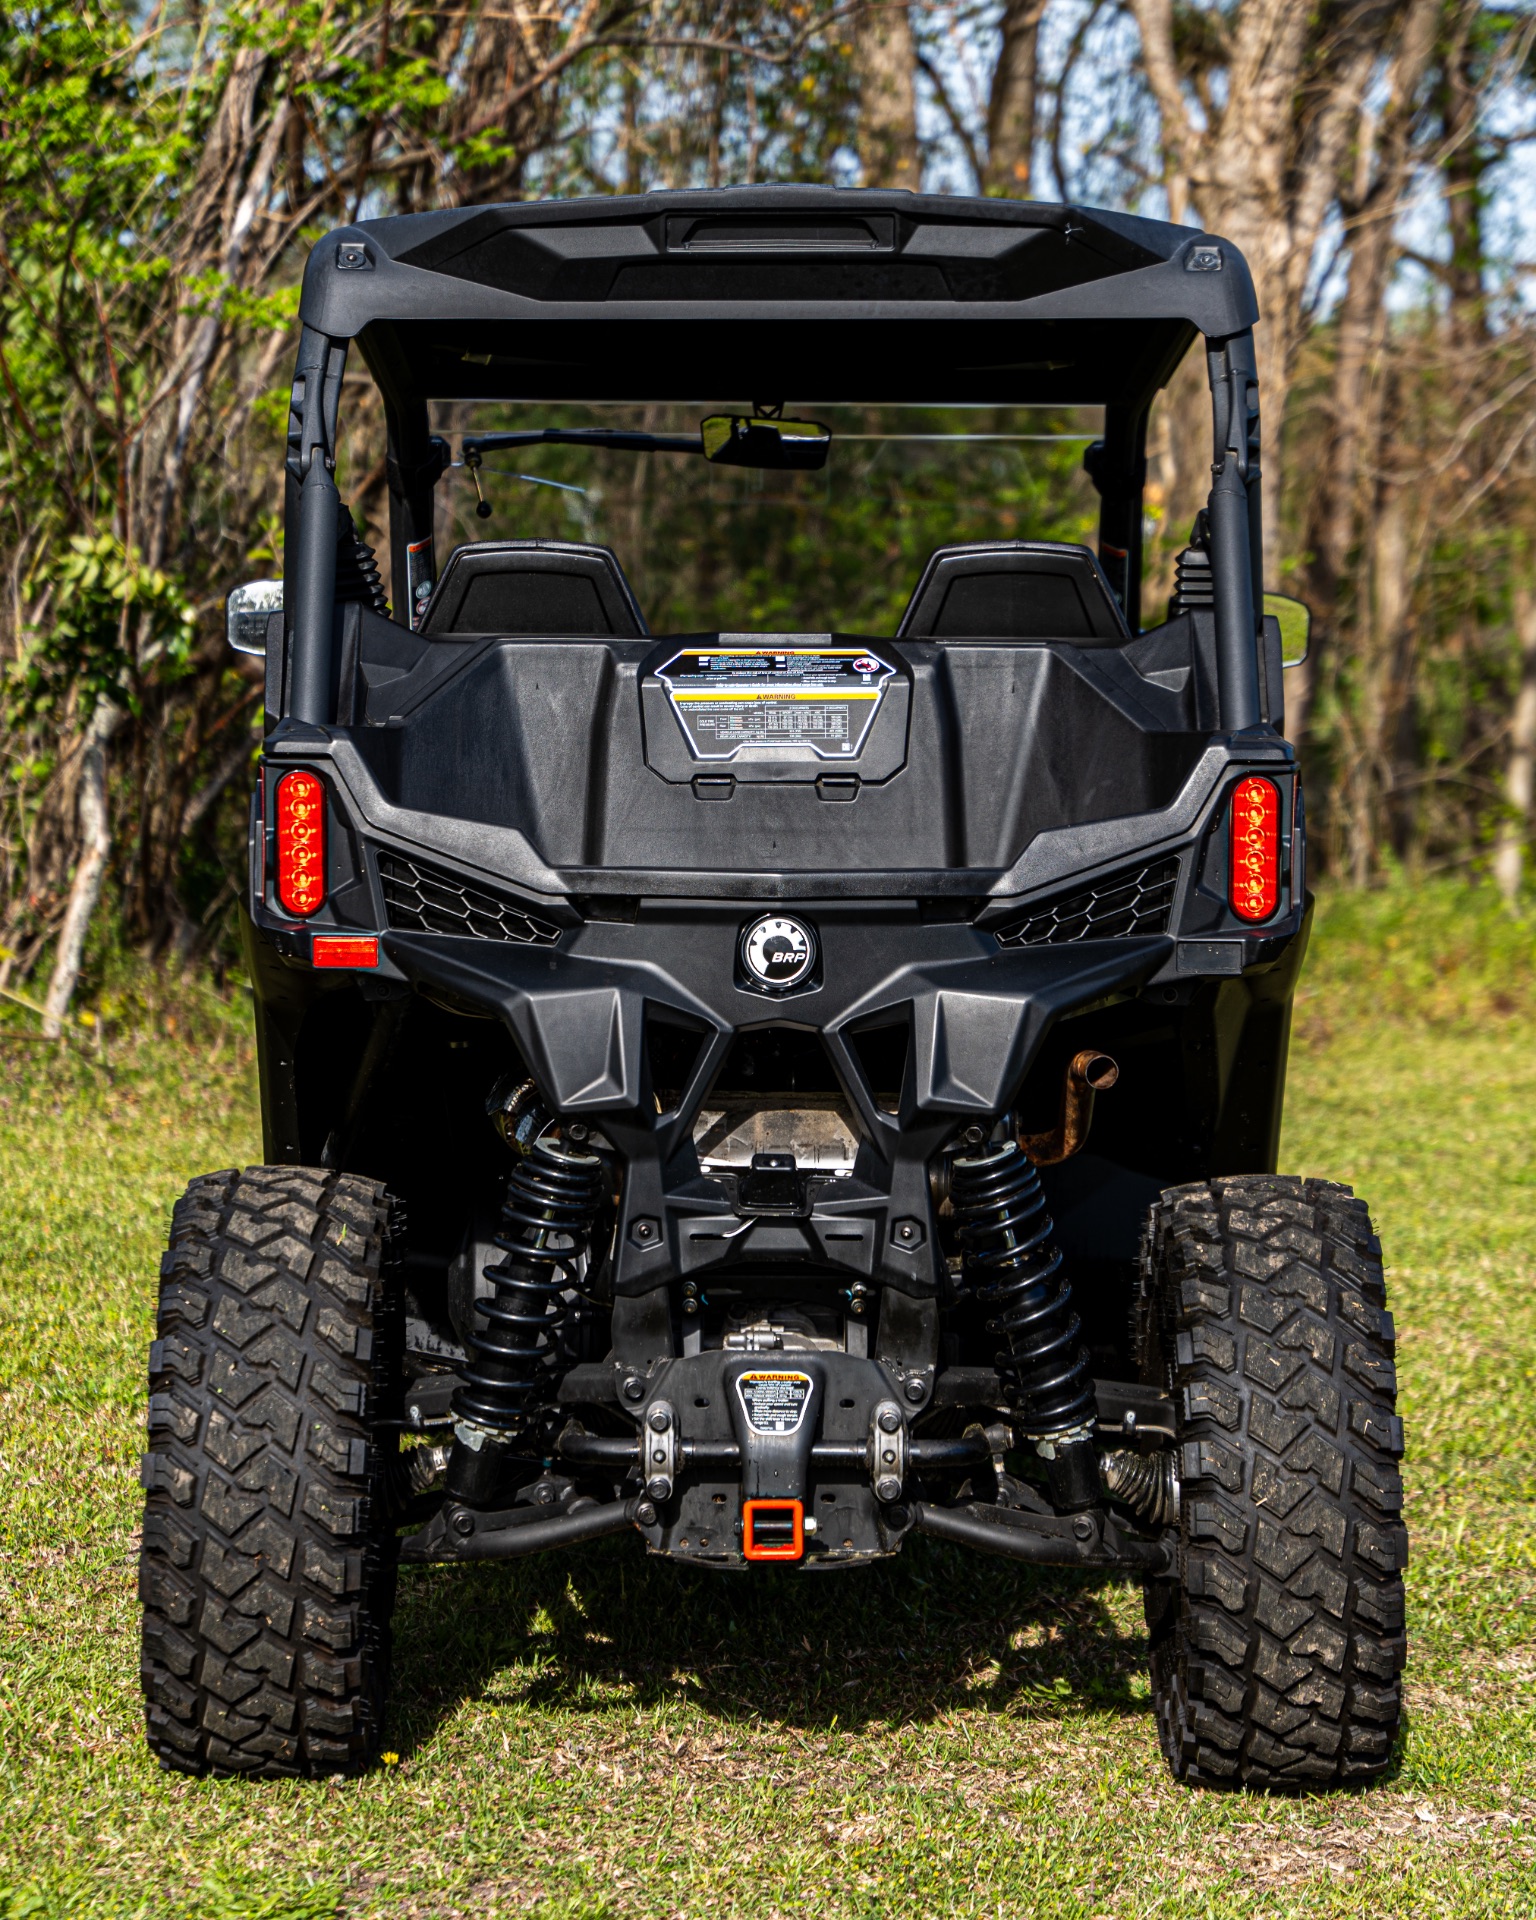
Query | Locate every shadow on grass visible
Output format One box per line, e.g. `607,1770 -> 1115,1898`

387,1530 -> 1153,1758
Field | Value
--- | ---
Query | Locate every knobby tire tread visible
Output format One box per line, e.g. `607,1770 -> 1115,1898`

1139,1174 -> 1407,1790
139,1166 -> 401,1778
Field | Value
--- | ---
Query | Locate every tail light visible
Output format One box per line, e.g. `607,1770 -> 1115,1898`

1229,775 -> 1280,922
275,769 -> 326,916
313,934 -> 378,969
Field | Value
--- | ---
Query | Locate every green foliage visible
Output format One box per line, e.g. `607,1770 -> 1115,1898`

1301,872 -> 1536,1026
10,537 -> 196,722
0,0 -> 883,971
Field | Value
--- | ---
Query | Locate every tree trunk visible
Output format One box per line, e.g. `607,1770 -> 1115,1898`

1288,0 -> 1440,752
855,2 -> 920,188
1130,0 -> 1369,595
1441,0 -> 1490,349
1350,486 -> 1412,886
41,701 -> 122,1039
1494,583 -> 1536,902
984,0 -> 1047,195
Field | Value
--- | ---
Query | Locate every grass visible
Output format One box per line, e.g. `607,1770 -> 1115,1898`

1,878 -> 1534,1917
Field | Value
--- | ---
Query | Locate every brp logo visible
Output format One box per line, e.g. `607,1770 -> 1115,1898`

740,915 -> 817,992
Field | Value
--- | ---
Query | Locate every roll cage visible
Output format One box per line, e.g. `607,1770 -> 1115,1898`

279,186 -> 1265,734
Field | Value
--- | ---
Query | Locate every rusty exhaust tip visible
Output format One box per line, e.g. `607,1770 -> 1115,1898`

1019,1048 -> 1120,1166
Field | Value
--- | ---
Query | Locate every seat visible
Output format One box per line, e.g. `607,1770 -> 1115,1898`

897,541 -> 1129,645
421,540 -> 648,638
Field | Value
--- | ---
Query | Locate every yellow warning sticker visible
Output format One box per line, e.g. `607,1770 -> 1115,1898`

657,644 -> 894,760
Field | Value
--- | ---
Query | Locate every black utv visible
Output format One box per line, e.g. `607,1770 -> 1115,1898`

140,187 -> 1406,1791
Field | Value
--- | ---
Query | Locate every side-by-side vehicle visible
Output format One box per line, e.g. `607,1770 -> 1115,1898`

141,187 -> 1405,1790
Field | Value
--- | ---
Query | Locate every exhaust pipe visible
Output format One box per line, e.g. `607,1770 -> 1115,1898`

1019,1049 -> 1119,1165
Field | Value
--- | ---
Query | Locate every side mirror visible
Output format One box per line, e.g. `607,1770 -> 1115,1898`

227,579 -> 283,657
1264,593 -> 1312,668
700,415 -> 830,472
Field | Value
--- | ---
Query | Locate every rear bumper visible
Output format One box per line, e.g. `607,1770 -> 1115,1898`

246,906 -> 1304,1298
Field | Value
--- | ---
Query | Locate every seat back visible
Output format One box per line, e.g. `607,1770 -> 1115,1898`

897,541 -> 1129,644
421,540 -> 648,637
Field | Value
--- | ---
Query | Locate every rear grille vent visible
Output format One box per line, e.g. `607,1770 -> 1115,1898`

993,858 -> 1179,947
378,852 -> 561,945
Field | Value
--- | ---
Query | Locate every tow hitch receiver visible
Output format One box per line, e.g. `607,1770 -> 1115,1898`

743,1498 -> 805,1560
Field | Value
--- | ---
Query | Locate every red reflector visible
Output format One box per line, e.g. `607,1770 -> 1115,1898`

275,769 -> 326,916
742,1498 -> 804,1561
313,935 -> 379,969
1230,775 -> 1280,921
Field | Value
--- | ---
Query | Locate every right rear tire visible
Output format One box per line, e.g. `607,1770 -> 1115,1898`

139,1166 -> 402,1777
1137,1175 -> 1408,1790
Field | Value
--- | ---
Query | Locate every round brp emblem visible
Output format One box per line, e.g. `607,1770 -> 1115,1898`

740,914 -> 817,991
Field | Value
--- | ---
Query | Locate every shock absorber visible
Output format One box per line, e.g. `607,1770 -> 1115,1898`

949,1141 -> 1100,1511
447,1136 -> 607,1506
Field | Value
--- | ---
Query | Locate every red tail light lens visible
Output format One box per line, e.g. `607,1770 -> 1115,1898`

1230,775 -> 1280,922
275,769 -> 326,916
312,935 -> 378,969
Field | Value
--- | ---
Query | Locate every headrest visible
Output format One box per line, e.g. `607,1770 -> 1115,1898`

421,540 -> 648,637
897,541 -> 1129,644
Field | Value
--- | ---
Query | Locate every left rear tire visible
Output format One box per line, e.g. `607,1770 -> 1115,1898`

139,1166 -> 402,1777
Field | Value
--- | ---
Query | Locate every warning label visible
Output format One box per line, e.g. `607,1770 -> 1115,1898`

735,1370 -> 813,1435
657,643 -> 895,760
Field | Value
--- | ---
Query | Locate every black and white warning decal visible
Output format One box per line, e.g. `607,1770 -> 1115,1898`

657,642 -> 895,760
735,1369 -> 813,1435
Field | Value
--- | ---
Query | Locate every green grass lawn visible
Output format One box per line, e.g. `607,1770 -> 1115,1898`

2,883 -> 1534,1917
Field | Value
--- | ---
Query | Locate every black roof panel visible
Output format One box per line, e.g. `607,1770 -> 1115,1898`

303,187 -> 1257,408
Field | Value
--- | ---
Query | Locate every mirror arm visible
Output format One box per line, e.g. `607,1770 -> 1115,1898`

462,429 -> 702,457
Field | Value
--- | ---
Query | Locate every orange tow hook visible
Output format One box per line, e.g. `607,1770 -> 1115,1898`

742,1498 -> 804,1561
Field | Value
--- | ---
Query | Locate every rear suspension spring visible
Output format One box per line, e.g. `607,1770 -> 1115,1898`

453,1138 -> 607,1439
950,1141 -> 1099,1509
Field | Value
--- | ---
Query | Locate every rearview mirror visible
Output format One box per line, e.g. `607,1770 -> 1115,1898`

227,579 -> 283,657
700,415 -> 830,471
1264,593 -> 1312,668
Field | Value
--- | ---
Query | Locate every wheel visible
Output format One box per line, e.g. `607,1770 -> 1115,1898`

1137,1175 -> 1407,1789
139,1167 -> 403,1777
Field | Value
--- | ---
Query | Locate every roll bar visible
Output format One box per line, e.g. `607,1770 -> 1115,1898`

1206,332 -> 1263,730
283,327 -> 347,726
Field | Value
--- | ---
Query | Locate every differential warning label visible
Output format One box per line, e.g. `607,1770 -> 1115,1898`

657,642 -> 895,760
735,1369 -> 813,1435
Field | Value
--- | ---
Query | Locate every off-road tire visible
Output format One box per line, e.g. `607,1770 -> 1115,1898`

1137,1175 -> 1407,1790
139,1167 -> 402,1777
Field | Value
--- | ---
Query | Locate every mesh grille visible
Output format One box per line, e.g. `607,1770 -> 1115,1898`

993,857 -> 1179,947
378,852 -> 561,945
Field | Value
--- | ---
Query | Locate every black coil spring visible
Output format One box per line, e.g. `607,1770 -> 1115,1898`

335,503 -> 391,618
453,1139 -> 607,1435
950,1142 -> 1094,1435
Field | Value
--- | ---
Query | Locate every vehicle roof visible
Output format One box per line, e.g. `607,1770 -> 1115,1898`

304,187 -> 1257,410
